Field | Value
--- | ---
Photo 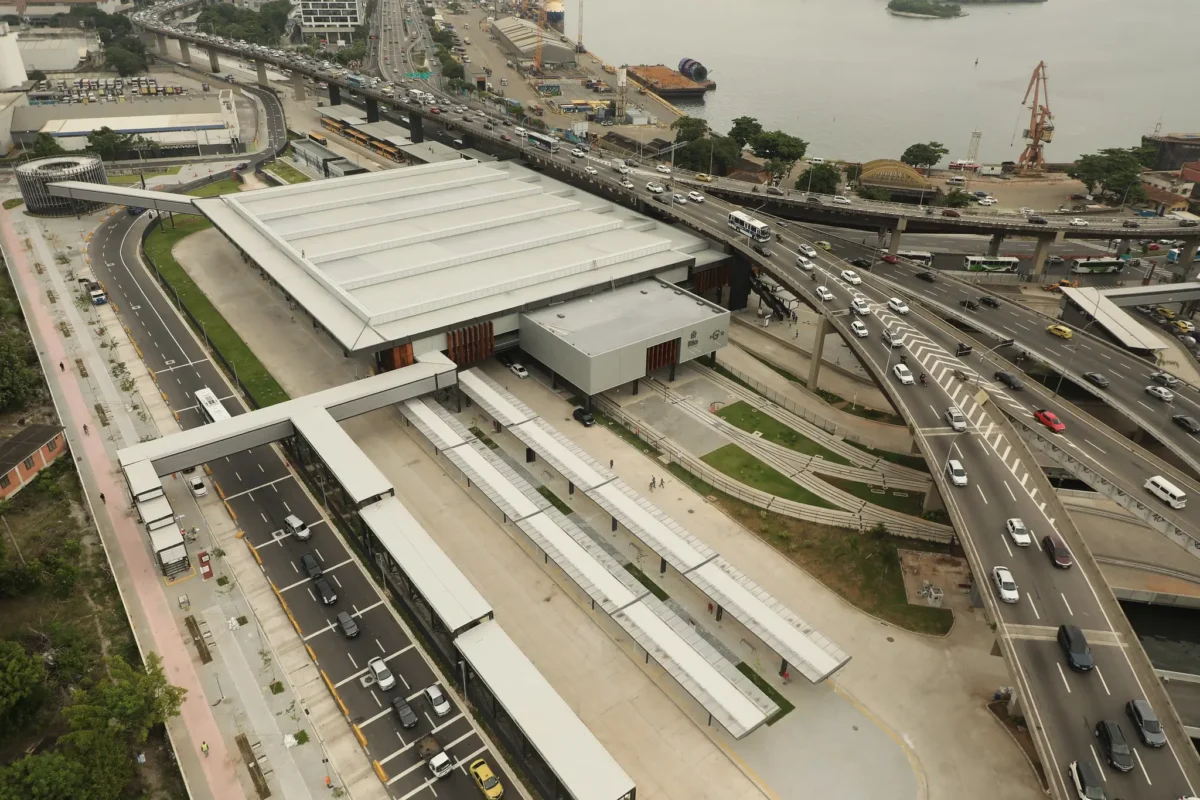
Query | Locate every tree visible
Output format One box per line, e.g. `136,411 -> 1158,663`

28,69 -> 47,82
85,127 -> 134,161
0,641 -> 46,729
30,133 -> 65,159
63,653 -> 185,747
0,330 -> 38,412
939,189 -> 972,208
0,753 -> 88,800
901,141 -> 949,170
795,162 -> 840,195
674,135 -> 740,175
857,186 -> 892,201
670,116 -> 707,144
1067,147 -> 1146,203
103,36 -> 147,76
749,130 -> 807,181
728,116 -> 762,149
58,732 -> 132,800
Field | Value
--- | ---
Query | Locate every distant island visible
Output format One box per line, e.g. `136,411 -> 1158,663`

887,0 -> 965,19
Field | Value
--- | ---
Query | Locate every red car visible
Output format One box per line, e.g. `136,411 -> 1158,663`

429,107 -> 441,115
1033,409 -> 1066,433
881,254 -> 898,264
1147,243 -> 1161,251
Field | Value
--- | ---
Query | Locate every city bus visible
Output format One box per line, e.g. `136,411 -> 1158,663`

1070,257 -> 1126,274
727,210 -> 772,242
963,255 -> 1019,273
897,250 -> 933,266
195,387 -> 231,424
308,131 -> 328,146
319,118 -> 346,135
1167,248 -> 1200,264
525,131 -> 560,153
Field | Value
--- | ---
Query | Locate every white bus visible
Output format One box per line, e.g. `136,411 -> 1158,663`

1070,257 -> 1125,274
1167,248 -> 1200,264
897,250 -> 933,266
525,131 -> 559,153
728,210 -> 772,242
195,387 -> 231,424
963,255 -> 1019,273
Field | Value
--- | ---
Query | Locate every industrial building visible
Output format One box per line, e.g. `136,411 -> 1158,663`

491,16 -> 576,67
296,0 -> 362,43
0,0 -> 121,23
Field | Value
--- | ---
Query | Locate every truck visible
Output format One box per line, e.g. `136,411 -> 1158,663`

418,735 -> 452,779
76,269 -> 107,305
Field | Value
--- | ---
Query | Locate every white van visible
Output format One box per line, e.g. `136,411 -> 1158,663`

1145,475 -> 1186,509
945,175 -> 965,185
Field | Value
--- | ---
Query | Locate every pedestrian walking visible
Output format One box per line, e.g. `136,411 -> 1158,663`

99,493 -> 106,505
649,477 -> 655,491
609,459 -> 614,469
201,741 -> 209,757
59,361 -> 65,372
82,424 -> 89,436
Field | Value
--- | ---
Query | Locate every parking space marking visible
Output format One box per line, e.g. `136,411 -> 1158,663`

359,706 -> 394,728
224,474 -> 295,501
251,519 -> 329,548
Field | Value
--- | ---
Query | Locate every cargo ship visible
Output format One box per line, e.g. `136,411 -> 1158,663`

626,60 -> 716,98
544,0 -> 564,33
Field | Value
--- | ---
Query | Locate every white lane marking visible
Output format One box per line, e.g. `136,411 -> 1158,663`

1002,445 -> 1011,462
1057,663 -> 1072,694
1083,438 -> 1106,454
1134,749 -> 1152,786
1061,593 -> 1073,616
1095,665 -> 1111,696
1027,595 -> 1040,621
976,485 -> 988,505
1090,745 -> 1107,780
1002,535 -> 1013,558
1004,481 -> 1016,501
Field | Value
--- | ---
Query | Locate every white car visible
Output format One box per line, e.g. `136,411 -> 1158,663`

510,363 -> 529,379
585,166 -> 598,175
620,179 -> 635,189
672,193 -> 687,205
816,286 -> 834,301
617,165 -> 631,174
188,475 -> 207,498
945,406 -> 966,432
424,684 -> 452,717
1019,207 -> 1034,215
1145,385 -> 1174,402
887,297 -> 910,315
1069,218 -> 1089,227
656,164 -> 672,175
840,269 -> 862,285
992,566 -> 1019,604
850,320 -> 868,338
946,458 -> 968,486
809,157 -> 825,165
978,197 -> 997,206
798,244 -> 817,258
893,364 -> 915,385
1005,518 -> 1032,547
795,255 -> 814,271
570,148 -> 585,158
367,657 -> 396,691
687,191 -> 705,203
646,182 -> 665,194
832,195 -> 852,206
851,298 -> 870,315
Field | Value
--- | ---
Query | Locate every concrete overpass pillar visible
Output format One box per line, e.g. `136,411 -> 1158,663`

328,84 -> 342,106
1030,230 -> 1065,277
255,59 -> 269,86
1180,239 -> 1200,280
987,233 -> 1005,257
207,47 -> 220,73
156,32 -> 169,54
887,218 -> 907,256
179,39 -> 191,64
409,113 -> 424,143
291,70 -> 306,101
807,317 -> 833,390
365,96 -> 379,123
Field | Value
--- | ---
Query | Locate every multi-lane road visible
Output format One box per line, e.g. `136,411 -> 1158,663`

91,213 -> 510,800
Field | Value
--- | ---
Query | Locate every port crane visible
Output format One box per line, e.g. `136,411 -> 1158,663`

533,3 -> 546,72
1017,61 -> 1054,173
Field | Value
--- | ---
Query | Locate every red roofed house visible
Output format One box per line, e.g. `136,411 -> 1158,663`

0,424 -> 66,501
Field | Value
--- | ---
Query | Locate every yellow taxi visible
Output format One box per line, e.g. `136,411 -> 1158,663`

469,759 -> 504,799
695,173 -> 714,183
1156,306 -> 1176,321
815,240 -> 832,251
1047,324 -> 1073,340
1173,320 -> 1196,334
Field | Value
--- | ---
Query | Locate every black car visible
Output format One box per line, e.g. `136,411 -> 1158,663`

1126,698 -> 1167,747
994,371 -> 1023,390
806,195 -> 822,205
1173,414 -> 1200,434
1181,219 -> 1199,227
1122,219 -> 1140,228
315,578 -> 337,605
1067,761 -> 1104,800
573,407 -> 595,427
959,299 -> 979,311
1058,624 -> 1094,671
1082,371 -> 1109,388
392,697 -> 420,729
979,296 -> 1000,308
752,244 -> 773,257
1094,720 -> 1134,772
849,257 -> 873,269
916,271 -> 936,282
336,610 -> 360,638
497,353 -> 514,367
300,552 -> 323,580
765,186 -> 784,196
1042,533 -> 1073,569
1027,215 -> 1048,225
653,194 -> 670,205
624,158 -> 635,167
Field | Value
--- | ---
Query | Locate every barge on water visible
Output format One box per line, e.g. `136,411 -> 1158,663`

626,62 -> 716,98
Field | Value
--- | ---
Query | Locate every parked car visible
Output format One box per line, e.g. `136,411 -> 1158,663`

300,553 -> 323,580
336,610 -> 360,638
424,684 -> 452,716
469,759 -> 505,799
368,657 -> 396,691
994,371 -> 1023,390
188,475 -> 208,497
573,407 -> 595,427
510,363 -> 530,379
1126,698 -> 1167,748
391,697 -> 419,728
1005,518 -> 1032,547
315,578 -> 337,605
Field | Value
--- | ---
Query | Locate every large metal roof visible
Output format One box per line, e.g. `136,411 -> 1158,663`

1060,287 -> 1171,352
290,408 -> 393,507
194,159 -> 715,353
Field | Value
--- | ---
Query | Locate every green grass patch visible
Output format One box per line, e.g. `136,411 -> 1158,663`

736,663 -> 794,725
469,426 -> 499,449
270,680 -> 284,695
623,563 -> 669,601
702,444 -> 836,509
294,729 -> 309,745
819,474 -> 926,516
741,352 -> 906,425
188,177 -> 243,198
716,401 -> 851,465
844,439 -> 930,472
536,486 -> 571,515
143,215 -> 290,407
107,166 -> 182,186
264,159 -> 311,184
2,198 -> 24,210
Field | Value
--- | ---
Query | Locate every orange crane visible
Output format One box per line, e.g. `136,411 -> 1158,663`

533,4 -> 546,73
1017,61 -> 1054,173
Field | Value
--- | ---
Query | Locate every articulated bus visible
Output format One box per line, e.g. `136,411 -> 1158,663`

372,142 -> 402,162
1070,257 -> 1126,274
727,210 -> 772,242
963,255 -> 1019,273
896,250 -> 933,266
195,387 -> 231,424
319,118 -> 346,134
308,131 -> 328,146
525,131 -> 560,153
346,129 -> 372,148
